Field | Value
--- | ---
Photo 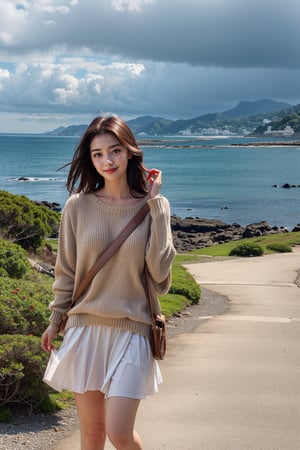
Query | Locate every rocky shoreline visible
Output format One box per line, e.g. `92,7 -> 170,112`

171,215 -> 300,253
137,139 -> 300,148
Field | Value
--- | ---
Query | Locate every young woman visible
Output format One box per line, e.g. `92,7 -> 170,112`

41,116 -> 176,450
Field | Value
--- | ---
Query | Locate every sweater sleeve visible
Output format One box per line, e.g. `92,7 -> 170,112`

49,202 -> 77,324
145,195 -> 176,295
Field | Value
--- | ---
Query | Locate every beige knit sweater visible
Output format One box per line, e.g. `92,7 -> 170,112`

49,192 -> 176,338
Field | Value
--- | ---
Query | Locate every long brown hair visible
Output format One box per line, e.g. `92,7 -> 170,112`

66,116 -> 148,197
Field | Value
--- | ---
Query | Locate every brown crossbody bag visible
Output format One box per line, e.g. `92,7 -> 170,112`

57,202 -> 166,360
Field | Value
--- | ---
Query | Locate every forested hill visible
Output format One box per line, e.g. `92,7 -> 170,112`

45,99 -> 296,136
253,104 -> 300,135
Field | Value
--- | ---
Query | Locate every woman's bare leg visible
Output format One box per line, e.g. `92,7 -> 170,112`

106,397 -> 142,450
74,391 -> 106,450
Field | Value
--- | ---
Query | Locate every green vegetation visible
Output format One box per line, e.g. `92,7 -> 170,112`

181,231 -> 300,260
0,278 -> 52,335
254,104 -> 300,134
266,243 -> 292,253
159,293 -> 191,319
0,274 -> 58,418
160,258 -> 201,318
0,239 -> 30,278
229,242 -> 264,257
0,190 -> 60,250
168,259 -> 200,305
0,192 -> 61,418
0,335 -> 50,412
39,391 -> 75,413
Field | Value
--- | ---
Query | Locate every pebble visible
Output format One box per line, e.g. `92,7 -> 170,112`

0,407 -> 79,450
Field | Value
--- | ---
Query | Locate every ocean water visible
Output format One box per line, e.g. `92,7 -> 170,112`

0,134 -> 300,229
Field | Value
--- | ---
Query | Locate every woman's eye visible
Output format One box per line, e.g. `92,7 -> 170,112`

93,152 -> 102,158
112,148 -> 121,154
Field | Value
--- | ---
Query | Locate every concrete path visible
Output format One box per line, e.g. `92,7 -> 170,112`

53,248 -> 300,450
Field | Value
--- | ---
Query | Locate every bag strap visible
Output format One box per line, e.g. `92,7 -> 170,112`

144,265 -> 156,324
71,202 -> 150,305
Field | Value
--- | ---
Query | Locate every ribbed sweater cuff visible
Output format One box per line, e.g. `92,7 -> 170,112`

147,195 -> 166,215
49,310 -> 64,324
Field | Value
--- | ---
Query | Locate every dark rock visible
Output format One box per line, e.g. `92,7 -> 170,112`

292,224 -> 300,232
35,200 -> 61,212
273,183 -> 300,188
171,216 -> 292,253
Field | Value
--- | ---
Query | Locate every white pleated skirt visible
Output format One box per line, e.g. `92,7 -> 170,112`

43,325 -> 162,399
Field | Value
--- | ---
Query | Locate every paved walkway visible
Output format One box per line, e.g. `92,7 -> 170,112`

54,248 -> 300,450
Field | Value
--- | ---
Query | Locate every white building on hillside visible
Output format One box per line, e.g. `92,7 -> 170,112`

264,125 -> 295,136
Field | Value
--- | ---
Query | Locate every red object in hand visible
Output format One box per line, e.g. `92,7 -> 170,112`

147,169 -> 159,181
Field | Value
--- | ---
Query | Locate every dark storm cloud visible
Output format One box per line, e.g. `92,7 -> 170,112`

7,0 -> 300,69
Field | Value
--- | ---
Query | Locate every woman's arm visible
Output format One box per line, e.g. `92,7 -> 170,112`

145,195 -> 176,295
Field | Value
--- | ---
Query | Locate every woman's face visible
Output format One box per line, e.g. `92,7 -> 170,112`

90,133 -> 131,183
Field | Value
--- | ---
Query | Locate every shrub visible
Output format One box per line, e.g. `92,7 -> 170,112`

0,191 -> 60,250
266,243 -> 292,253
0,239 -> 30,278
0,335 -> 51,412
0,278 -> 51,336
169,261 -> 201,304
229,242 -> 264,257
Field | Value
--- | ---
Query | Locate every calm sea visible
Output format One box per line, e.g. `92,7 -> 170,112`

1,134 -> 300,229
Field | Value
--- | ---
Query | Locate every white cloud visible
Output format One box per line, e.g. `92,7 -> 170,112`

0,68 -> 10,79
0,58 -> 146,113
0,1 -> 28,45
107,62 -> 145,77
43,20 -> 57,26
111,0 -> 156,12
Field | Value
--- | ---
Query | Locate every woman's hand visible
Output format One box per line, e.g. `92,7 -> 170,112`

147,169 -> 162,198
41,323 -> 59,352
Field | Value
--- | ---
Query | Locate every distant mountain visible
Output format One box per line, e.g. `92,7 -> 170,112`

127,115 -> 173,134
46,124 -> 87,136
45,99 -> 295,136
223,99 -> 292,118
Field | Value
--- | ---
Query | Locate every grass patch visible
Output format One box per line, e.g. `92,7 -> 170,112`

44,239 -> 59,252
187,231 -> 300,257
160,293 -> 190,319
159,256 -> 201,317
40,391 -> 75,414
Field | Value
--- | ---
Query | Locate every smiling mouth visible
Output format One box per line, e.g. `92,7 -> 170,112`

104,168 -> 118,174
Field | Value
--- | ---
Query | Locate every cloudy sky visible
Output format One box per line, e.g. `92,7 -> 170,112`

0,0 -> 299,132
